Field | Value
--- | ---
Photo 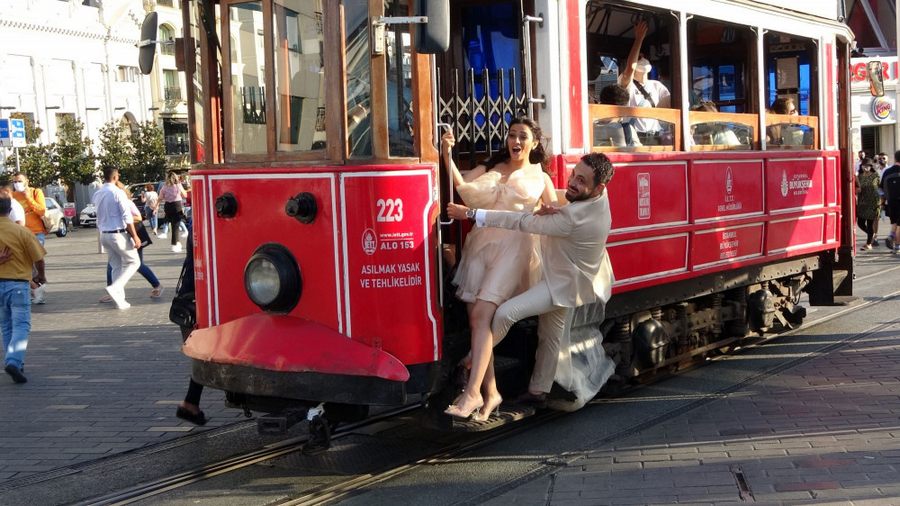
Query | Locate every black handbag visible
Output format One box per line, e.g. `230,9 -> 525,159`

169,291 -> 196,332
169,237 -> 196,334
135,221 -> 152,249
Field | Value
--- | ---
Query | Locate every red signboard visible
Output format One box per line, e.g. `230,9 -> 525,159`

691,223 -> 764,270
766,214 -> 825,254
690,160 -> 764,222
608,162 -> 688,232
765,158 -> 825,213
608,234 -> 688,286
341,170 -> 439,364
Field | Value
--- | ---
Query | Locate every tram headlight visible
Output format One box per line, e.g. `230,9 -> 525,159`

244,244 -> 302,313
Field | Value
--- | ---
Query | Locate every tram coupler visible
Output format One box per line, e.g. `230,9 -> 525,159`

256,409 -> 306,435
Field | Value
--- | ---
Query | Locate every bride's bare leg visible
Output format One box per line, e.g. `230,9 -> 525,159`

447,299 -> 497,417
475,354 -> 503,421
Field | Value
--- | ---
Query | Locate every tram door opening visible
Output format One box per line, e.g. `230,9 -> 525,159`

436,0 -> 535,335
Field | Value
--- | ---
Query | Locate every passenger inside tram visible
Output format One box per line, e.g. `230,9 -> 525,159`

618,20 -> 672,145
690,101 -> 744,147
767,97 -> 805,146
594,84 -> 641,147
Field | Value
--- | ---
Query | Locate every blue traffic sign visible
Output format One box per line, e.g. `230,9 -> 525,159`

0,118 -> 26,147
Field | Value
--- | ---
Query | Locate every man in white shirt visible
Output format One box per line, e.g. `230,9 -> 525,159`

0,181 -> 25,225
92,166 -> 141,309
618,20 -> 671,143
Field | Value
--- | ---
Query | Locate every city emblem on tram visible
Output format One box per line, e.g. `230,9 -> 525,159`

637,173 -> 651,220
362,228 -> 378,256
780,170 -> 789,198
725,166 -> 734,195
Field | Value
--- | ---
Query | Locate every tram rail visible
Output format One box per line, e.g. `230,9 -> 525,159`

76,284 -> 900,506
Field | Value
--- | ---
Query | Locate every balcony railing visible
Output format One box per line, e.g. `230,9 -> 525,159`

164,87 -> 182,101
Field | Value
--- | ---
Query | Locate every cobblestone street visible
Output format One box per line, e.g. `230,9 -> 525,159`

0,228 -> 241,483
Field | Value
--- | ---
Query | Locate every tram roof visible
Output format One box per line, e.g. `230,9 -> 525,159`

615,0 -> 853,42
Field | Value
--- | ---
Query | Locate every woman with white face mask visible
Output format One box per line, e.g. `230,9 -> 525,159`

617,20 -> 672,145
10,173 -> 46,244
10,172 -> 48,304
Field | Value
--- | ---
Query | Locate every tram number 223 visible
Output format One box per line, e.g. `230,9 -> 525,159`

376,198 -> 404,223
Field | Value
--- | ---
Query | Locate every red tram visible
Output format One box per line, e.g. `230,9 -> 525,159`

161,0 -> 855,446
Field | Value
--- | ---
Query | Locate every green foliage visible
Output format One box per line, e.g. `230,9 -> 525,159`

128,121 -> 167,183
98,121 -> 135,179
55,116 -> 96,186
10,144 -> 57,188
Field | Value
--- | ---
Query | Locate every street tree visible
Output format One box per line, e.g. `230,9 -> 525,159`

55,116 -> 96,186
129,121 -> 167,183
98,120 -> 135,179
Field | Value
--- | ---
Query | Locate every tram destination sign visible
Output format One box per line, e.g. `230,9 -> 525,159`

0,118 -> 26,148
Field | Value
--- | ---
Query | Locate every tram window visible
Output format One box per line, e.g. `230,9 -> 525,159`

688,18 -> 754,113
384,0 -> 414,157
764,32 -> 818,149
585,2 -> 679,151
228,1 -> 268,155
272,0 -> 326,152
186,0 -> 207,163
689,102 -> 755,150
345,0 -> 371,157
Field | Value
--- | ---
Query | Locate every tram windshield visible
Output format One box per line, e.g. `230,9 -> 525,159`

185,0 -> 433,165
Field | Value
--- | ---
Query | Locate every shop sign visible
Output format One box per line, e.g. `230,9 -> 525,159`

850,57 -> 899,90
872,96 -> 892,121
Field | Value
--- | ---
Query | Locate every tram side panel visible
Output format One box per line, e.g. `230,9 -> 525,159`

566,152 -> 842,297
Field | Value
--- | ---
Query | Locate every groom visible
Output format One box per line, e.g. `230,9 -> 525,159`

448,152 -> 615,403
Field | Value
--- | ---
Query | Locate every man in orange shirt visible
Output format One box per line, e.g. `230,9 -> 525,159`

0,197 -> 46,383
11,172 -> 47,304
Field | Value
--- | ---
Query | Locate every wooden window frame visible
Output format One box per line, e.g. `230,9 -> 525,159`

588,104 -> 681,153
220,0 -> 342,164
688,110 -> 759,151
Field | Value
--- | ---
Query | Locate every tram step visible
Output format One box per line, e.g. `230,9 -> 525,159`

449,404 -> 537,433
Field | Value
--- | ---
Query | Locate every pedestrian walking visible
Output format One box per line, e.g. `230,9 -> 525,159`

856,159 -> 881,250
11,172 -> 48,304
92,166 -> 142,309
0,197 -> 46,384
142,183 -> 160,235
171,222 -> 207,425
883,151 -> 900,254
99,183 -> 163,303
159,173 -> 187,253
0,179 -> 25,225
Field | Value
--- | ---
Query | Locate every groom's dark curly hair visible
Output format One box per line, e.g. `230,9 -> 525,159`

581,153 -> 615,186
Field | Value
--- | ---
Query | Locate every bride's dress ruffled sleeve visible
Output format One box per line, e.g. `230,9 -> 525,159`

456,171 -> 502,209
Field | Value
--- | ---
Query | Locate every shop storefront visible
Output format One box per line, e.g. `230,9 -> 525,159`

851,56 -> 898,159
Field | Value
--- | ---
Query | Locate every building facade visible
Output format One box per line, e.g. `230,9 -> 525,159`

0,0 -> 188,173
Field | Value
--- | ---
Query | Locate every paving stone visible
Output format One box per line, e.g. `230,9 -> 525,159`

0,233 -> 245,484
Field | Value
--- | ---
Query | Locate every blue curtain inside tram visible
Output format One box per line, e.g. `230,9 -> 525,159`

461,2 -> 522,134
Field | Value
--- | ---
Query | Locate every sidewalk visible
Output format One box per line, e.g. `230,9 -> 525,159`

0,228 -> 241,483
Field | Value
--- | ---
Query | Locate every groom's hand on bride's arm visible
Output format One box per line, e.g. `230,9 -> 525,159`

447,202 -> 469,220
